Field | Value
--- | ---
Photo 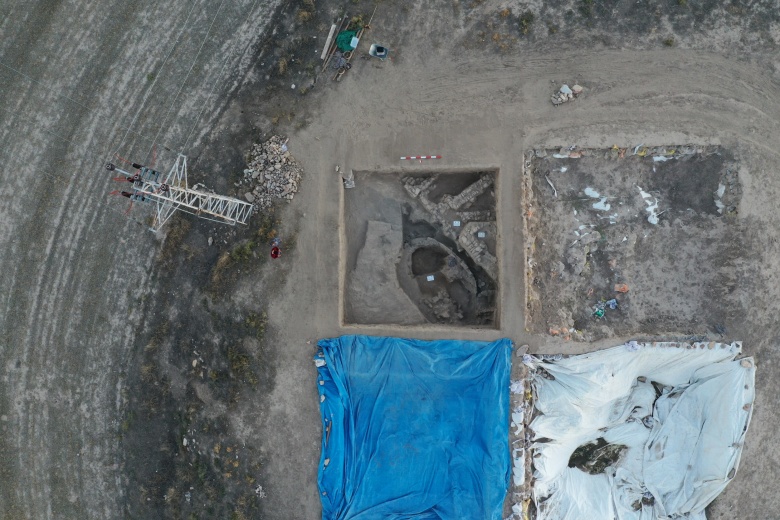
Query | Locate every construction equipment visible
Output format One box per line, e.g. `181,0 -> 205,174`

107,154 -> 253,232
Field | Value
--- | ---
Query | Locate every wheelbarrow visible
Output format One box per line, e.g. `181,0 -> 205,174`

368,43 -> 389,61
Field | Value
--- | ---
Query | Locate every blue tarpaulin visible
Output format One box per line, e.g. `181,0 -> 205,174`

314,335 -> 512,520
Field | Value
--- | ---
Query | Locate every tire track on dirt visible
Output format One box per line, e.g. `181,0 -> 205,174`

0,0 -> 281,518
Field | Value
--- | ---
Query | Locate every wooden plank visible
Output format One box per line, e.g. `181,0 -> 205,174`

321,15 -> 348,72
320,23 -> 337,60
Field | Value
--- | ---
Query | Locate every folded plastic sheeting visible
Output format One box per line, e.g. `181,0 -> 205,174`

314,335 -> 513,520
526,341 -> 755,520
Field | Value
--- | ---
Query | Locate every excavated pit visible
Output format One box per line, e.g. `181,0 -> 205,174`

344,169 -> 499,327
524,146 -> 743,341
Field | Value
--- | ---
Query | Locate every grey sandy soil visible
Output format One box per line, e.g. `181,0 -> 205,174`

0,1 -> 282,518
4,0 -> 780,519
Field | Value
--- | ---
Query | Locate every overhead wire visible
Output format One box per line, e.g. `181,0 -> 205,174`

0,0 -> 264,230
0,110 -> 150,229
146,0 -> 227,160
181,0 -> 264,151
0,59 -> 173,153
110,0 -> 201,158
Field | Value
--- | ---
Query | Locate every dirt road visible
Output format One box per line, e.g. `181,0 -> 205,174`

3,0 -> 780,519
0,1 -> 280,517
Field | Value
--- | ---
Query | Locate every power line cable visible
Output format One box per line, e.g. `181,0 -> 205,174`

0,59 -> 173,151
0,103 -> 155,228
182,0 -> 263,150
146,0 -> 227,159
110,0 -> 201,157
0,0 -> 262,230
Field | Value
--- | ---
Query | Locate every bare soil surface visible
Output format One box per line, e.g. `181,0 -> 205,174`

0,1 -> 287,518
4,0 -> 780,519
525,146 -> 743,341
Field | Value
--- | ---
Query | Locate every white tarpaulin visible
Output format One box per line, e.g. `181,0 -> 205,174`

525,341 -> 755,520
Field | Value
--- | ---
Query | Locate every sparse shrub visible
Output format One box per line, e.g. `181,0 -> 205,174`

725,4 -> 744,15
520,10 -> 534,34
141,363 -> 155,383
228,346 -> 258,387
348,15 -> 364,30
579,0 -> 593,17
499,8 -> 511,18
255,214 -> 278,242
245,311 -> 267,339
210,251 -> 232,285
663,37 -> 675,47
277,57 -> 288,75
229,241 -> 255,262
159,216 -> 191,265
297,10 -> 312,22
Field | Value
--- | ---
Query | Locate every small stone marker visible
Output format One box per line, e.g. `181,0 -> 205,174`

453,220 -> 461,227
426,275 -> 435,282
477,231 -> 486,238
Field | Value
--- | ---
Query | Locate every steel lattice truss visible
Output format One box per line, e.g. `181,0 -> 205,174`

107,154 -> 253,232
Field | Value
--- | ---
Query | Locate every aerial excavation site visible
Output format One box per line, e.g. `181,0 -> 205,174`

2,0 -> 780,519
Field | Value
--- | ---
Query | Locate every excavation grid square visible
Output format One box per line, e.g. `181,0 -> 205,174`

344,170 -> 499,327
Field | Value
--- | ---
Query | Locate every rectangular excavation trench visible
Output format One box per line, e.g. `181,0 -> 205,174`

342,168 -> 501,329
522,145 -> 743,341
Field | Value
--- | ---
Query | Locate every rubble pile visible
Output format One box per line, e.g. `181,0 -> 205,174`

238,135 -> 303,209
551,83 -> 584,106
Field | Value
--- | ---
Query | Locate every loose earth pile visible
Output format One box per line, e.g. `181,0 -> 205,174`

241,135 -> 303,209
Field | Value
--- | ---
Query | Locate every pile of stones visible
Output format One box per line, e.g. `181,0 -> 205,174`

238,135 -> 302,209
551,84 -> 584,106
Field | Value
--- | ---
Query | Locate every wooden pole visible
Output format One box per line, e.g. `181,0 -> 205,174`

321,23 -> 337,60
347,5 -> 378,64
321,15 -> 348,72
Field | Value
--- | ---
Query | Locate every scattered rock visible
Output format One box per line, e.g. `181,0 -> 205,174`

551,83 -> 584,106
241,135 -> 304,210
244,192 -> 255,203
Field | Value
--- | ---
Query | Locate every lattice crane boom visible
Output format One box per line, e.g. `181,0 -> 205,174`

107,154 -> 253,232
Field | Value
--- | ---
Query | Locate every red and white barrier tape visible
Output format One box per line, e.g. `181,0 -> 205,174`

400,155 -> 442,160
